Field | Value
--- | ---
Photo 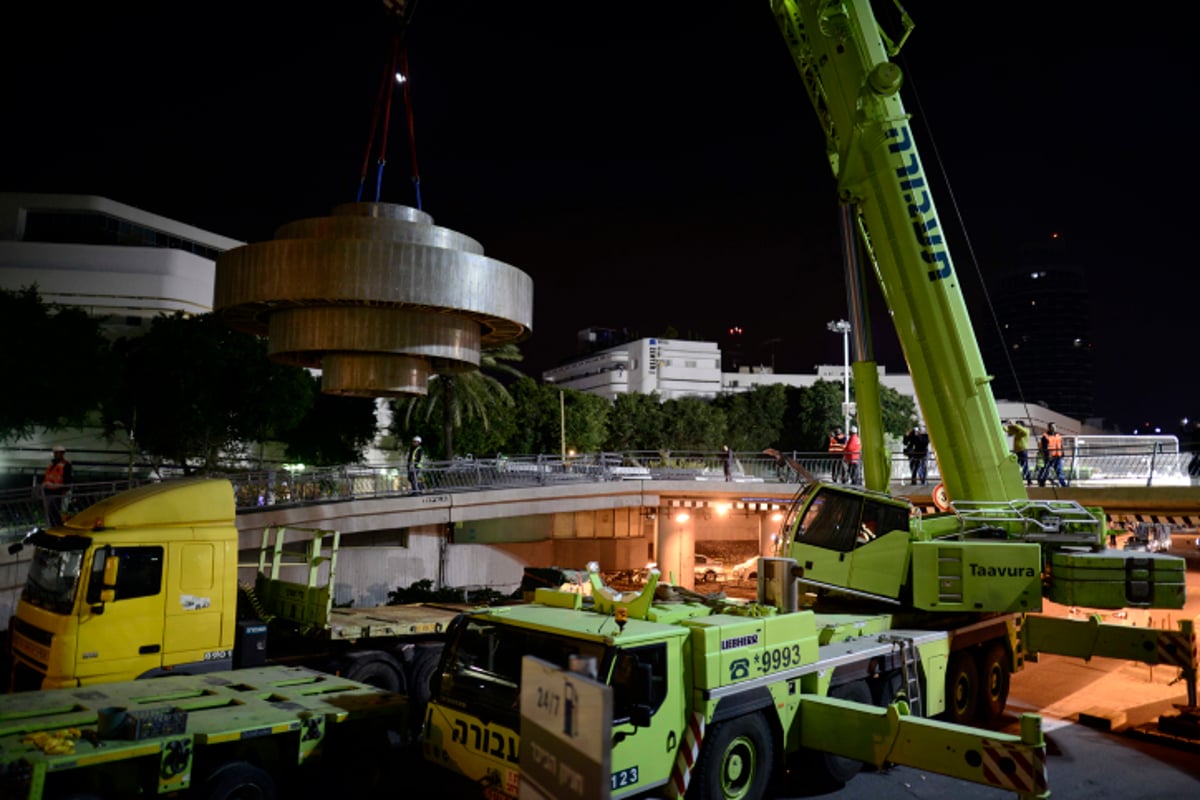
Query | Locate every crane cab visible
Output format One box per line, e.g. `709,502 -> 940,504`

779,483 -> 913,604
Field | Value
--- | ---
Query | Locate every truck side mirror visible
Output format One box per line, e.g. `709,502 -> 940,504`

103,555 -> 120,587
92,553 -> 120,612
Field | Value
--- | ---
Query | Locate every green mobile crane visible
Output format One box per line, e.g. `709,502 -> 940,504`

769,0 -> 1194,728
418,3 -> 1197,799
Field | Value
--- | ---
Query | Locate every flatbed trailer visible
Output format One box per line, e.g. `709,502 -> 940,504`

8,483 -> 465,718
0,664 -> 409,800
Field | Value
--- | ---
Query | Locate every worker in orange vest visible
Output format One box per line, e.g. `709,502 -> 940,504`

1037,423 -> 1067,487
844,425 -> 863,485
42,445 -> 73,526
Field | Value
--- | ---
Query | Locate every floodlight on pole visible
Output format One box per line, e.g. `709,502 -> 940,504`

827,319 -> 852,432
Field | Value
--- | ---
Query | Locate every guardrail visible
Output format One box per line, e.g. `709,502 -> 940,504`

2,448 -> 1195,542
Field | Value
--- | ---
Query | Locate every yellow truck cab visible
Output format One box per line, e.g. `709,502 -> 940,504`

10,479 -> 238,691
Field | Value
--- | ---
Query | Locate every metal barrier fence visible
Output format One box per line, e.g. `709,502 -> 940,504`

0,479 -> 143,544
1,447 -> 1195,542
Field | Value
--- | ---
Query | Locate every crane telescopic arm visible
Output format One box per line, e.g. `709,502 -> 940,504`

771,0 -> 1025,503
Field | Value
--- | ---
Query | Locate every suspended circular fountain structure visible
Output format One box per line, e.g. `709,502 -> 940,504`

214,203 -> 533,397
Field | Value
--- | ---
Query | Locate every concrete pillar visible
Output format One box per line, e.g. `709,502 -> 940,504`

656,506 -> 695,590
758,514 -> 773,558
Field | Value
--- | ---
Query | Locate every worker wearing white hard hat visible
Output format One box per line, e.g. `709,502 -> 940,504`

407,435 -> 425,494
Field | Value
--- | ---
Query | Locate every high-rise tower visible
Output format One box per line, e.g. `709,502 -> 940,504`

983,236 -> 1094,422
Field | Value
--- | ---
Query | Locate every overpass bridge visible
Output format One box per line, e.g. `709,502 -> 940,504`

231,476 -> 1200,609
2,451 -> 1198,621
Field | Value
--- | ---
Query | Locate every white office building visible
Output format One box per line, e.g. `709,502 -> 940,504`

542,331 -> 1114,439
544,331 -> 918,408
543,337 -> 723,401
0,193 -> 242,337
0,193 -> 243,476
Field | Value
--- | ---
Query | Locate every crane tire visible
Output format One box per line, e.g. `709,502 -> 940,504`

944,650 -> 980,725
691,712 -> 774,800
978,641 -> 1011,725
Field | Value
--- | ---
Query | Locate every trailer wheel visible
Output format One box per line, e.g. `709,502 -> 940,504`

978,642 -> 1010,725
200,761 -> 276,800
345,657 -> 404,694
944,650 -> 980,725
409,645 -> 443,725
691,712 -> 773,800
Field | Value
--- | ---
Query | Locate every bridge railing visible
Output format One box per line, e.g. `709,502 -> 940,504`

1,448 -> 1195,541
0,479 -> 145,543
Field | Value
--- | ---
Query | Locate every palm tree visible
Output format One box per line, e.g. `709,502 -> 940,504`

394,343 -> 525,459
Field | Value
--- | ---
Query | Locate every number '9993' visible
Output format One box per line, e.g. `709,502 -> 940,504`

760,644 -> 803,673
612,766 -> 639,789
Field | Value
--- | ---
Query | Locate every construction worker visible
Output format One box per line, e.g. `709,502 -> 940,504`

844,425 -> 862,485
42,445 -> 73,527
1037,422 -> 1067,487
407,435 -> 425,494
828,427 -> 847,483
1003,419 -> 1032,485
903,425 -> 930,485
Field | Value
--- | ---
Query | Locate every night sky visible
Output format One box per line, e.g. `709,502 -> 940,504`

5,2 -> 1195,433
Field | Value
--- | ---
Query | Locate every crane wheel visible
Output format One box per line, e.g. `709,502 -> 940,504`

691,712 -> 774,800
944,650 -> 980,725
978,641 -> 1011,725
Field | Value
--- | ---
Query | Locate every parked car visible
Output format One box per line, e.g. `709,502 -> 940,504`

731,556 -> 760,582
694,554 -> 725,582
1123,522 -> 1172,553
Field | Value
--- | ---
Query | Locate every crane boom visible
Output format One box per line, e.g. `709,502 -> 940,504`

772,0 -> 1025,503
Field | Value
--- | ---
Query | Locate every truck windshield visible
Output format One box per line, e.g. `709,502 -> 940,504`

440,616 -> 609,730
779,483 -> 818,550
21,532 -> 90,615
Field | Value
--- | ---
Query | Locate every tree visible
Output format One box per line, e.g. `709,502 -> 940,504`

501,379 -> 609,456
0,286 -> 112,441
879,384 -> 918,439
392,344 -> 526,459
448,398 -> 518,457
562,390 -> 611,454
104,314 -> 313,472
605,392 -> 666,451
780,381 -> 845,451
776,379 -> 917,453
714,384 -> 788,451
278,376 -> 379,465
660,396 -> 727,451
504,377 -> 558,455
